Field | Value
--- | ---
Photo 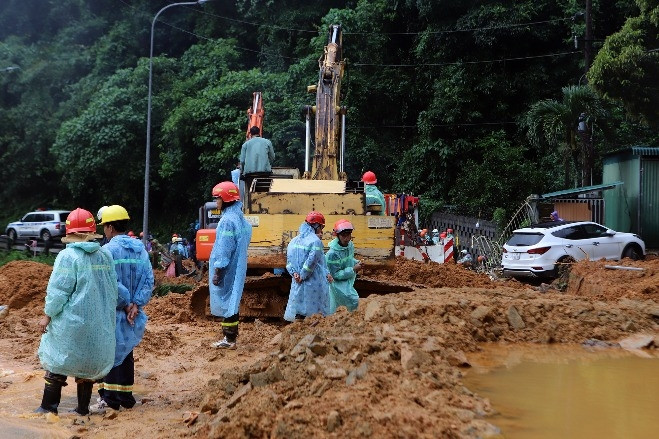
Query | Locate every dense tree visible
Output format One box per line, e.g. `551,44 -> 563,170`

1,0 -> 657,233
523,85 -> 605,188
588,0 -> 659,127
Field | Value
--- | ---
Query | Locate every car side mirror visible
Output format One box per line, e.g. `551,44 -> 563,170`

605,231 -> 616,237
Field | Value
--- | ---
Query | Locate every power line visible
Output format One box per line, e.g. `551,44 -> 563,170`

183,5 -> 570,36
351,122 -> 518,129
353,51 -> 580,67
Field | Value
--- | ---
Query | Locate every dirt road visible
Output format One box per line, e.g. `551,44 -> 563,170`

0,258 -> 657,438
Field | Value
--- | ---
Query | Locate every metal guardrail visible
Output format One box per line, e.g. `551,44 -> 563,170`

0,235 -> 64,255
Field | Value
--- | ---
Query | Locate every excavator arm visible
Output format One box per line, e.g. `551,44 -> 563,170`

307,25 -> 346,181
246,91 -> 264,139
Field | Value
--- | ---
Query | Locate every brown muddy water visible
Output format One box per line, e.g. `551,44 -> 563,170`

463,344 -> 659,439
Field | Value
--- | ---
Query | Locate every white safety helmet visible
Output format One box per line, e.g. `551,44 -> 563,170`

461,249 -> 468,254
96,206 -> 108,222
432,229 -> 439,234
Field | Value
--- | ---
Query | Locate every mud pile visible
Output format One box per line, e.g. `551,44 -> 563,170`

566,258 -> 659,300
191,285 -> 658,438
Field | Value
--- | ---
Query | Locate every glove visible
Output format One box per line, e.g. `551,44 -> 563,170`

212,268 -> 225,286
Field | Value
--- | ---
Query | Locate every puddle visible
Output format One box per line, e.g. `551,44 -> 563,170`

463,344 -> 659,439
0,358 -> 150,438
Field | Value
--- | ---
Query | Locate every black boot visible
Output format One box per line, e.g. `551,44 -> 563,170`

73,381 -> 93,415
36,380 -> 63,415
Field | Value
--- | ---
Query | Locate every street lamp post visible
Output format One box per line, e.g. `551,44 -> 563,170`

143,0 -> 208,247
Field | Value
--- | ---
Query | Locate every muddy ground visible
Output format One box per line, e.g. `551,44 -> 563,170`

0,256 -> 657,438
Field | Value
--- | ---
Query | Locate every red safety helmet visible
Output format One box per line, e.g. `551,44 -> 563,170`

333,219 -> 354,235
305,211 -> 325,226
65,208 -> 97,234
361,171 -> 377,184
447,228 -> 453,234
440,232 -> 447,238
212,181 -> 240,202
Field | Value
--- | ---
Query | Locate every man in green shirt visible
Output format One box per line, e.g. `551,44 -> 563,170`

240,126 -> 275,192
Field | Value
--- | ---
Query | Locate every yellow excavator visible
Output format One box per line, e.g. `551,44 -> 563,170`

192,25 -> 423,318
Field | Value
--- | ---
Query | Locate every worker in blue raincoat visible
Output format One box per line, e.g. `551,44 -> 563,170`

209,181 -> 252,349
362,171 -> 386,216
36,208 -> 118,416
284,211 -> 333,321
92,205 -> 153,413
326,219 -> 362,313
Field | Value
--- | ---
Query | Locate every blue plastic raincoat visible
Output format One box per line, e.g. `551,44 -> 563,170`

104,235 -> 154,366
365,184 -> 386,216
284,222 -> 330,321
38,242 -> 118,379
209,201 -> 252,318
325,238 -> 360,313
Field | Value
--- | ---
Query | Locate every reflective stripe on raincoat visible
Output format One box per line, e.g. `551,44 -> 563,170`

104,235 -> 154,366
365,184 -> 386,216
325,237 -> 360,313
209,201 -> 252,318
284,222 -> 330,321
38,242 -> 118,379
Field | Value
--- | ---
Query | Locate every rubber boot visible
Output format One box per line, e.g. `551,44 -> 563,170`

36,381 -> 63,415
222,322 -> 238,343
73,381 -> 93,415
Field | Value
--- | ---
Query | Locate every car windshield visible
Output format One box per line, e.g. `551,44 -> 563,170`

506,232 -> 544,247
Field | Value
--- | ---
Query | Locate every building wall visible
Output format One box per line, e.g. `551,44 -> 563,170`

640,157 -> 659,247
603,152 -> 640,233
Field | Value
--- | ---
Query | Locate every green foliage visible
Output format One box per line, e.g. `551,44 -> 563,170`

0,0 -> 657,233
589,1 -> 659,128
491,207 -> 508,233
152,283 -> 194,297
0,250 -> 56,268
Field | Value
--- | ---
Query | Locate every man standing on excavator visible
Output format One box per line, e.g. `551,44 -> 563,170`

362,171 -> 386,216
240,126 -> 274,190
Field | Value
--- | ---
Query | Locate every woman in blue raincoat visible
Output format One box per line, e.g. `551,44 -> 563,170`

326,219 -> 362,313
209,181 -> 252,349
284,211 -> 333,321
93,205 -> 153,412
36,208 -> 118,416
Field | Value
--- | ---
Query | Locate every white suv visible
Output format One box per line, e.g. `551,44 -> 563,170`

501,221 -> 645,278
6,210 -> 71,242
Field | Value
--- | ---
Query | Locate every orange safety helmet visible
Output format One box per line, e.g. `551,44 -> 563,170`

333,219 -> 354,235
361,171 -> 377,184
419,229 -> 427,237
212,181 -> 240,202
65,208 -> 97,234
305,211 -> 325,226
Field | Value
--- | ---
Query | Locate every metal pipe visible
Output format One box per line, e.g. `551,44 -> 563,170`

305,107 -> 311,173
340,111 -> 346,174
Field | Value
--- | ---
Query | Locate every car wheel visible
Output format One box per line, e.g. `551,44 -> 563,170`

40,229 -> 52,241
622,245 -> 642,260
555,256 -> 576,277
7,229 -> 17,241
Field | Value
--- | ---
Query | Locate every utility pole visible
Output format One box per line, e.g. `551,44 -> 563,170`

584,0 -> 593,77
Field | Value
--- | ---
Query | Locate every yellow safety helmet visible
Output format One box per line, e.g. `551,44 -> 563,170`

99,205 -> 130,224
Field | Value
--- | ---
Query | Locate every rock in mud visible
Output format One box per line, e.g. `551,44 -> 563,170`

400,343 -> 433,370
507,305 -> 526,330
326,410 -> 342,432
618,333 -> 655,350
250,364 -> 284,387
